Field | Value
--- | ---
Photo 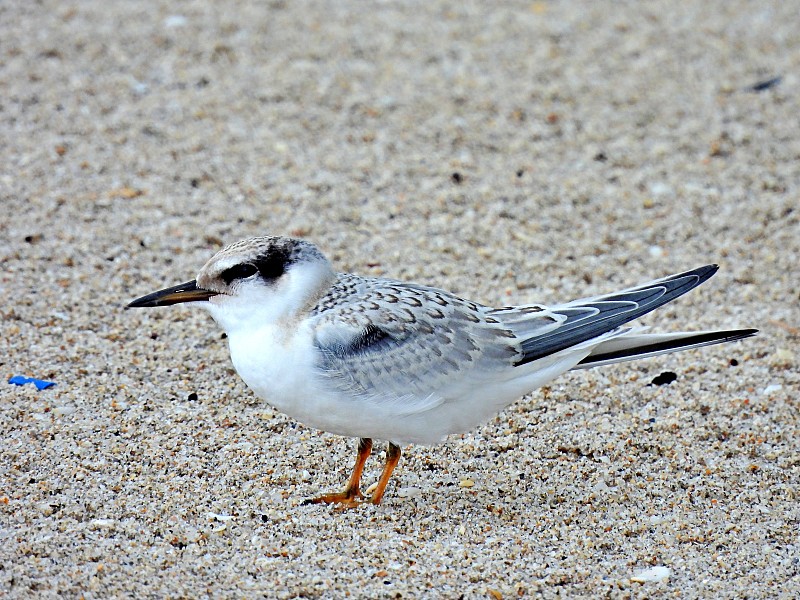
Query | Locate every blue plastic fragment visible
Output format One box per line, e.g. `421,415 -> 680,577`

8,376 -> 56,390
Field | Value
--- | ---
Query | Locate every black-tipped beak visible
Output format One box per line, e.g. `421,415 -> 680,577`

126,280 -> 218,308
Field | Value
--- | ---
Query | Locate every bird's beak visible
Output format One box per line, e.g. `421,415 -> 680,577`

126,280 -> 218,308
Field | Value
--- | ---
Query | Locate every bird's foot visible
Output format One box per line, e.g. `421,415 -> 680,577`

302,487 -> 365,510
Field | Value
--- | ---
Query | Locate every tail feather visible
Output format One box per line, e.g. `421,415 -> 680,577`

572,328 -> 758,369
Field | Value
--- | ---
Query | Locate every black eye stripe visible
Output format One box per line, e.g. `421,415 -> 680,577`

253,251 -> 288,280
220,263 -> 258,285
219,245 -> 295,286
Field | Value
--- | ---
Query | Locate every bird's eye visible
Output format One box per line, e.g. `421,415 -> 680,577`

220,263 -> 258,284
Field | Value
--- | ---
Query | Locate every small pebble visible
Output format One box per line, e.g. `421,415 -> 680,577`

771,348 -> 794,367
631,566 -> 671,583
163,15 -> 187,27
397,486 -> 422,498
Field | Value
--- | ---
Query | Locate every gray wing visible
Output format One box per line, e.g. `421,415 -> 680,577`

492,265 -> 719,366
311,265 -> 725,403
311,279 -> 523,401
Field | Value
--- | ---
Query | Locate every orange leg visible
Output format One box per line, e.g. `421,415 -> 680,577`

303,438 -> 373,508
369,442 -> 401,505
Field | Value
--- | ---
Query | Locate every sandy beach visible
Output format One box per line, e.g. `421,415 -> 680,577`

1,1 -> 798,597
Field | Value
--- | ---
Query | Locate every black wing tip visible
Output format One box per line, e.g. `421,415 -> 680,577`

714,327 -> 758,342
665,264 -> 718,285
696,263 -> 719,282
673,264 -> 717,288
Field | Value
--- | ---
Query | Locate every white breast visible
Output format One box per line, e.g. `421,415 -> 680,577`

227,321 -> 319,415
225,320 -> 384,438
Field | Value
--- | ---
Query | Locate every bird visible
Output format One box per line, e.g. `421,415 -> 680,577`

127,236 -> 756,508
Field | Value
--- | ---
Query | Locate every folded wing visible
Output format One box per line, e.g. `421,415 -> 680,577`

493,265 -> 746,366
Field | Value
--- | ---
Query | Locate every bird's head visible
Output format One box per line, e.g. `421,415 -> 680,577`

127,236 -> 335,333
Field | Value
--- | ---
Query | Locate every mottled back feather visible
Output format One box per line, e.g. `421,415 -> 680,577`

310,274 -> 523,399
